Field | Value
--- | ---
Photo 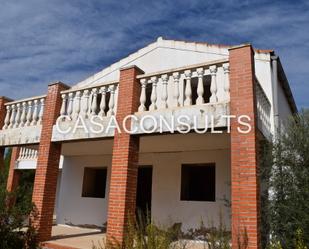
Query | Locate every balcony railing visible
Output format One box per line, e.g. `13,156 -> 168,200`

132,60 -> 231,133
15,147 -> 38,169
3,95 -> 46,130
0,95 -> 46,146
51,81 -> 119,141
137,60 -> 230,111
256,80 -> 272,139
18,147 -> 38,161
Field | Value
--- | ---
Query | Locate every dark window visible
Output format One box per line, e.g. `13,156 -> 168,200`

181,163 -> 215,201
82,167 -> 107,198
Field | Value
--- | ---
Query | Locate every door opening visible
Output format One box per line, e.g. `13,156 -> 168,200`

136,166 -> 153,218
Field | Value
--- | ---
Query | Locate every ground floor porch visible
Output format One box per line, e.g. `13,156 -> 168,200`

55,133 -> 231,232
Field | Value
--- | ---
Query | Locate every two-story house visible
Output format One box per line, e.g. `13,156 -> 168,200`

0,37 -> 296,249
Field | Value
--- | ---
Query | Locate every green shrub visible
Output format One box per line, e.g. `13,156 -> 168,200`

0,149 -> 39,249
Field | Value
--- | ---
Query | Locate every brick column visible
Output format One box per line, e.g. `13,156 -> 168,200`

6,147 -> 21,192
229,45 -> 261,249
32,82 -> 69,242
106,66 -> 143,245
0,96 -> 11,171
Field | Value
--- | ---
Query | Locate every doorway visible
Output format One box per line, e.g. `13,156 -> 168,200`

136,166 -> 153,217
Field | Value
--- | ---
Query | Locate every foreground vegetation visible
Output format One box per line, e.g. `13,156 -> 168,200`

0,150 -> 39,249
260,110 -> 309,248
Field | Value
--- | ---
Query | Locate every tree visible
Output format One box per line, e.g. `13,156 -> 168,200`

261,109 -> 309,248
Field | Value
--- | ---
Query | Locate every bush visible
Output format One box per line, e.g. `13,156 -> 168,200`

0,149 -> 39,249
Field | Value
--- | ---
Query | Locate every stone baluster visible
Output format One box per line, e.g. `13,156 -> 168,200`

172,72 -> 180,107
14,103 -> 21,128
27,149 -> 31,159
161,74 -> 168,109
138,79 -> 147,112
67,93 -> 74,119
38,98 -> 45,125
9,104 -> 16,128
82,90 -> 90,118
90,88 -> 98,116
196,68 -> 205,105
223,63 -> 230,102
19,102 -> 27,127
34,149 -> 38,159
60,94 -> 67,116
19,147 -> 24,160
73,91 -> 81,120
149,77 -> 157,111
24,148 -> 29,159
209,65 -> 218,103
184,70 -> 192,106
31,149 -> 36,159
3,105 -> 11,129
107,85 -> 116,116
31,100 -> 38,125
99,86 -> 107,116
26,101 -> 33,126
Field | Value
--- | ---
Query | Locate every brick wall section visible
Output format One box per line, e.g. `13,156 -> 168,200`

32,82 -> 69,242
6,147 -> 21,192
0,96 -> 11,171
106,66 -> 143,245
229,45 -> 261,249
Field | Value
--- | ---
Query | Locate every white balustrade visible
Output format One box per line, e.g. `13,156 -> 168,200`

107,85 -> 116,117
149,77 -> 158,111
59,83 -> 118,120
184,70 -> 192,106
196,68 -> 205,105
256,81 -> 271,134
138,79 -> 147,112
209,65 -> 218,103
161,74 -> 169,109
223,63 -> 230,102
137,60 -> 230,112
172,72 -> 180,107
99,86 -> 107,116
18,147 -> 38,161
2,96 -> 46,130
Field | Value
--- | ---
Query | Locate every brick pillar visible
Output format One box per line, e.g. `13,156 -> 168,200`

106,66 -> 143,245
229,45 -> 261,249
32,82 -> 69,242
6,147 -> 21,192
0,96 -> 11,171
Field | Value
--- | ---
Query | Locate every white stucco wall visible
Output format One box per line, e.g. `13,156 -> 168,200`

56,155 -> 112,226
56,133 -> 231,230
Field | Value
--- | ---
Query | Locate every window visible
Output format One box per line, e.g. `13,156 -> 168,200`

82,167 -> 107,198
181,163 -> 215,201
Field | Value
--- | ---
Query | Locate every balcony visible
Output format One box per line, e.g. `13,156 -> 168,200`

132,60 -> 231,134
51,81 -> 119,141
0,95 -> 46,146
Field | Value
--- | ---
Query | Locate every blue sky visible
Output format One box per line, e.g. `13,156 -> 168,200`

0,0 -> 308,108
